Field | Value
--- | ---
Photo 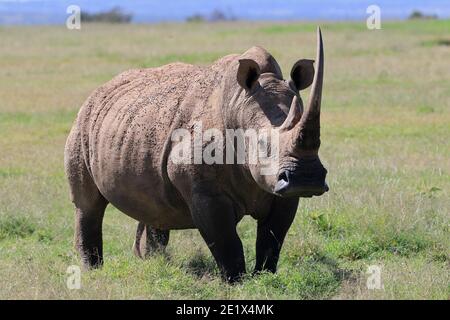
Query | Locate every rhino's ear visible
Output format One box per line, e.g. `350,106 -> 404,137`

237,59 -> 261,91
290,59 -> 315,91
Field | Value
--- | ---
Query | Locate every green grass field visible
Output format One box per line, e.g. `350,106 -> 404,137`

0,20 -> 449,299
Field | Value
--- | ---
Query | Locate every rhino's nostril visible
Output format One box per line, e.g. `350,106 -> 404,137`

274,171 -> 291,195
278,171 -> 289,183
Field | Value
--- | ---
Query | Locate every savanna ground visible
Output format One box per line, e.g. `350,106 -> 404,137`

0,20 -> 449,299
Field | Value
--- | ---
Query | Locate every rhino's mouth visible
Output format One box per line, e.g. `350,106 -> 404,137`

274,158 -> 328,198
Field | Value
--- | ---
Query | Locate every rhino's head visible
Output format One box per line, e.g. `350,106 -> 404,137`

230,28 -> 328,198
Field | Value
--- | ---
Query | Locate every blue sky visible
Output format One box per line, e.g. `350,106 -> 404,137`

0,0 -> 449,24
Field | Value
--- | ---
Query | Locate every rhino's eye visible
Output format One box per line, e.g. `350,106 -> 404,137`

258,139 -> 269,153
258,137 -> 266,146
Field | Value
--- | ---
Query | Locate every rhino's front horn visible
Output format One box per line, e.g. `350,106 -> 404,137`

305,27 -> 323,117
293,27 -> 324,149
301,28 -> 324,125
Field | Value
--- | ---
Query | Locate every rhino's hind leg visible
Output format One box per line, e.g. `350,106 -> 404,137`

133,222 -> 170,258
65,129 -> 108,269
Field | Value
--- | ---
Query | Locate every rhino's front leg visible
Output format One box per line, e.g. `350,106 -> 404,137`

191,192 -> 245,283
254,197 -> 298,273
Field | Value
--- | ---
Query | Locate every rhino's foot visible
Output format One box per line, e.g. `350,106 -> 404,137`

75,202 -> 108,270
133,222 -> 170,259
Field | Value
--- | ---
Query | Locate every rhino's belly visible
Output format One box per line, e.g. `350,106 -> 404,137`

108,192 -> 194,230
97,173 -> 194,230
90,135 -> 194,230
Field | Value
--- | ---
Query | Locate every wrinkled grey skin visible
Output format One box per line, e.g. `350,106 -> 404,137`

64,28 -> 328,282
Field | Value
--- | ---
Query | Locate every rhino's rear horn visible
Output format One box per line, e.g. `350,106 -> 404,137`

280,95 -> 302,131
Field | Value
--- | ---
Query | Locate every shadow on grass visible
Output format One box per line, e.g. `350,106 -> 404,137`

183,252 -> 218,279
181,249 -> 357,299
277,244 -> 360,299
314,251 -> 355,282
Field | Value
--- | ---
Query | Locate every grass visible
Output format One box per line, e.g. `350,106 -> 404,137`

0,20 -> 449,299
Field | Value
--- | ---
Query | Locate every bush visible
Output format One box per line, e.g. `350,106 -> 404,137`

408,10 -> 438,20
81,7 -> 132,24
186,9 -> 236,23
186,14 -> 205,23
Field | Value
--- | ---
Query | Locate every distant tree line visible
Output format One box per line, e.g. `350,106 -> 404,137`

408,10 -> 438,20
186,9 -> 236,22
81,7 -> 132,23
